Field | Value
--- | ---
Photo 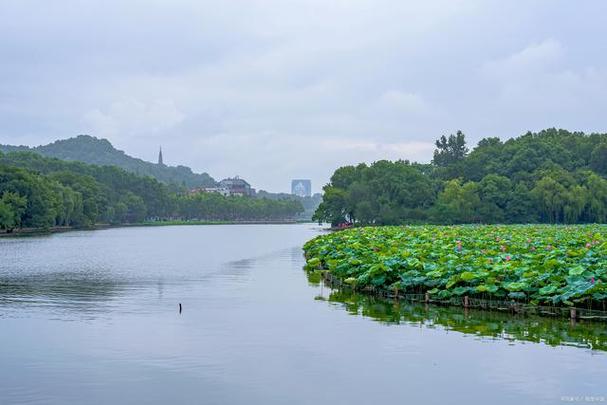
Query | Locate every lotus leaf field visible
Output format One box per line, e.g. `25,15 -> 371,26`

303,225 -> 607,309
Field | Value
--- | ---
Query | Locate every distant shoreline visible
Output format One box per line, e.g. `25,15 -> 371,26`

0,219 -> 313,237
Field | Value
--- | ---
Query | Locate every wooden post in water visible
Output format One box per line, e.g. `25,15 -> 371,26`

179,303 -> 182,314
425,292 -> 429,303
570,307 -> 577,320
464,295 -> 470,308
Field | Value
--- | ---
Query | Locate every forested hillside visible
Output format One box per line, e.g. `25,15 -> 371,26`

0,135 -> 216,188
0,152 -> 303,231
314,128 -> 607,225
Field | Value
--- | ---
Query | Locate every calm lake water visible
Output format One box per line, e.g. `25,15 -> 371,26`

0,224 -> 605,405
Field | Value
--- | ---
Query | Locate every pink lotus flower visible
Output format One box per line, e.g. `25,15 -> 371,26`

505,255 -> 511,261
591,277 -> 595,284
586,242 -> 592,249
527,239 -> 532,243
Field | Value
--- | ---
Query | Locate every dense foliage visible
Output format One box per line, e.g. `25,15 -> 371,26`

0,135 -> 216,188
314,128 -> 607,225
303,225 -> 607,308
0,152 -> 303,231
177,192 -> 303,222
256,190 -> 322,220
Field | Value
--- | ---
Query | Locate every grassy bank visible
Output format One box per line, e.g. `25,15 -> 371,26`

139,219 -> 301,226
303,225 -> 607,310
0,219 -> 308,237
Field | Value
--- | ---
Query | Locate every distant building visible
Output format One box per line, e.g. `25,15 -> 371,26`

158,146 -> 164,165
189,176 -> 255,197
291,179 -> 311,198
218,176 -> 254,196
188,186 -> 230,196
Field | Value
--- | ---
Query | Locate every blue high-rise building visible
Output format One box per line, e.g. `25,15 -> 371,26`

291,179 -> 311,197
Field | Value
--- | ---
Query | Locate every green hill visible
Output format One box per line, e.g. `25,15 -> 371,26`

0,135 -> 216,188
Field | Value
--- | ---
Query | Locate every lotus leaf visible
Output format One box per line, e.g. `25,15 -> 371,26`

303,224 -> 607,308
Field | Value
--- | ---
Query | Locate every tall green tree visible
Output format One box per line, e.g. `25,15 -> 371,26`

477,174 -> 511,223
0,191 -> 27,231
590,143 -> 607,176
432,130 -> 469,167
582,172 -> 607,222
505,182 -> 536,223
432,179 -> 481,224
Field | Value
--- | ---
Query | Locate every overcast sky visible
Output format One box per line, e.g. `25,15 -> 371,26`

1,1 -> 606,193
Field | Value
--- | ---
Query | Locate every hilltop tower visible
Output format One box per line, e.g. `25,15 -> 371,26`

158,146 -> 164,165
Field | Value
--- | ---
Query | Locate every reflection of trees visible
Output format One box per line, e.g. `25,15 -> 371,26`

0,273 -> 122,315
323,289 -> 607,352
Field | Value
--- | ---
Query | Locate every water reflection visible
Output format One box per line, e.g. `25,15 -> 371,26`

310,276 -> 607,352
0,273 -> 125,317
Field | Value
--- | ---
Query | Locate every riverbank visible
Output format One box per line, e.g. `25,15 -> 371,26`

0,219 -> 310,237
139,219 -> 303,226
303,224 -> 607,318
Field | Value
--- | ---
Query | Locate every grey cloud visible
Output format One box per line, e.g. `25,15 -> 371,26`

1,0 -> 606,192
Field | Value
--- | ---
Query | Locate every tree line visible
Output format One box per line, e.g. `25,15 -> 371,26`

313,128 -> 607,225
0,151 -> 303,232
